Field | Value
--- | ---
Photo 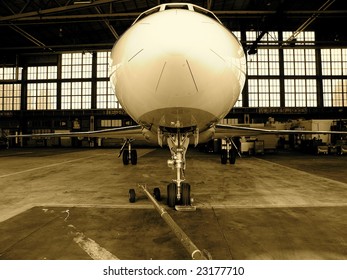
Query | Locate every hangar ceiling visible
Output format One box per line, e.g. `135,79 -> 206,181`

0,0 -> 346,55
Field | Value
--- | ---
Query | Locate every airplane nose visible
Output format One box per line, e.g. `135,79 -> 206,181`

111,8 -> 245,117
155,55 -> 199,98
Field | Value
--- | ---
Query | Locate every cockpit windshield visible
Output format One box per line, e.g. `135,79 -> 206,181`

132,3 -> 222,25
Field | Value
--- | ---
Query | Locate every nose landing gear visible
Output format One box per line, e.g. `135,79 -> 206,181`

166,131 -> 196,211
127,128 -> 197,211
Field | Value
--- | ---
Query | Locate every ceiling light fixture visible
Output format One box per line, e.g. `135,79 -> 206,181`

73,0 -> 92,4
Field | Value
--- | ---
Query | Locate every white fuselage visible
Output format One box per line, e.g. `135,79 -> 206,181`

110,3 -> 246,139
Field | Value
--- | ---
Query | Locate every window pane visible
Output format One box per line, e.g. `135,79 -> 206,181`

283,34 -> 316,76
285,79 -> 316,107
96,80 -> 121,109
248,79 -> 280,108
27,83 -> 57,110
97,51 -> 111,78
62,52 -> 92,79
61,81 -> 91,109
0,84 -> 21,111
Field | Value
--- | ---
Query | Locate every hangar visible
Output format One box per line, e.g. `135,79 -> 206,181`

0,0 -> 347,260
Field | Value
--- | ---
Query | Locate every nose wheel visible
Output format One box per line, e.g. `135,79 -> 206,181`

167,182 -> 191,208
167,183 -> 177,207
181,183 -> 191,206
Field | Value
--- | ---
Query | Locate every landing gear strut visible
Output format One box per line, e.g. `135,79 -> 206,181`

119,139 -> 137,165
221,137 -> 240,165
127,128 -> 197,211
166,131 -> 194,209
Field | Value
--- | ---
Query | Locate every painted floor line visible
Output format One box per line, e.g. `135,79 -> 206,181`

253,156 -> 347,187
0,203 -> 156,223
205,203 -> 347,209
69,224 -> 119,260
0,155 -> 101,179
0,149 -> 155,179
41,203 -> 155,209
0,151 -> 33,157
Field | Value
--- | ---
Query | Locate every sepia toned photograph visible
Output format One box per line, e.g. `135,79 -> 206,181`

0,0 -> 347,266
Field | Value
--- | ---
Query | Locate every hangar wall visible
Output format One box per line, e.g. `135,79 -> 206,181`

0,30 -> 346,147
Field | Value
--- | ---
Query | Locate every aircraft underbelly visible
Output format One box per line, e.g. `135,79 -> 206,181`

138,107 -> 217,131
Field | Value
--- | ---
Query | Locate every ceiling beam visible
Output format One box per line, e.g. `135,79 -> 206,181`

2,39 -> 347,53
207,0 -> 213,11
9,24 -> 51,50
19,0 -> 32,14
213,10 -> 347,16
95,6 -> 119,40
285,0 -> 336,43
0,0 -> 128,22
1,0 -> 50,51
3,10 -> 347,23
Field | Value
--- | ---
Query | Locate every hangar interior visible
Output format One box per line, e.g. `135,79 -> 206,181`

1,1 -> 347,262
0,0 -> 347,152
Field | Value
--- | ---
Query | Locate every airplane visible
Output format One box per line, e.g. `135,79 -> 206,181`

6,3 -> 347,210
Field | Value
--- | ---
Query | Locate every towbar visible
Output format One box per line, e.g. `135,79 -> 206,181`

138,184 -> 211,260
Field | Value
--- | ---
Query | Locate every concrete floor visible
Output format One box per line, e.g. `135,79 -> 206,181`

0,147 -> 347,260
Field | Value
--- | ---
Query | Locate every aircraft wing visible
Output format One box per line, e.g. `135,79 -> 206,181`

6,125 -> 145,141
214,124 -> 347,138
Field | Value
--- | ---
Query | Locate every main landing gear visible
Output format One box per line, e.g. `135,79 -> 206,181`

221,137 -> 240,165
119,138 -> 137,165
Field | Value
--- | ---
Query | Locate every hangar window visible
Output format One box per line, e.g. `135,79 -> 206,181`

248,79 -> 280,107
27,83 -> 57,110
96,81 -> 121,109
283,31 -> 315,45
321,49 -> 347,76
234,95 -> 242,108
62,52 -> 92,79
247,48 -> 279,76
97,51 -> 110,78
283,49 -> 316,76
96,51 -> 122,109
0,84 -> 21,111
323,79 -> 347,107
283,32 -> 316,76
28,66 -> 57,80
232,31 -> 241,41
61,82 -> 91,109
284,79 -> 317,107
246,31 -> 280,107
101,119 -> 122,127
0,67 -> 22,81
246,31 -> 279,76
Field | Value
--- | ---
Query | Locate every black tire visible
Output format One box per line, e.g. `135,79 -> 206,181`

167,183 -> 177,207
153,187 -> 161,201
181,183 -> 191,206
221,149 -> 227,164
129,189 -> 136,203
229,149 -> 237,164
131,149 -> 137,165
122,149 -> 129,165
